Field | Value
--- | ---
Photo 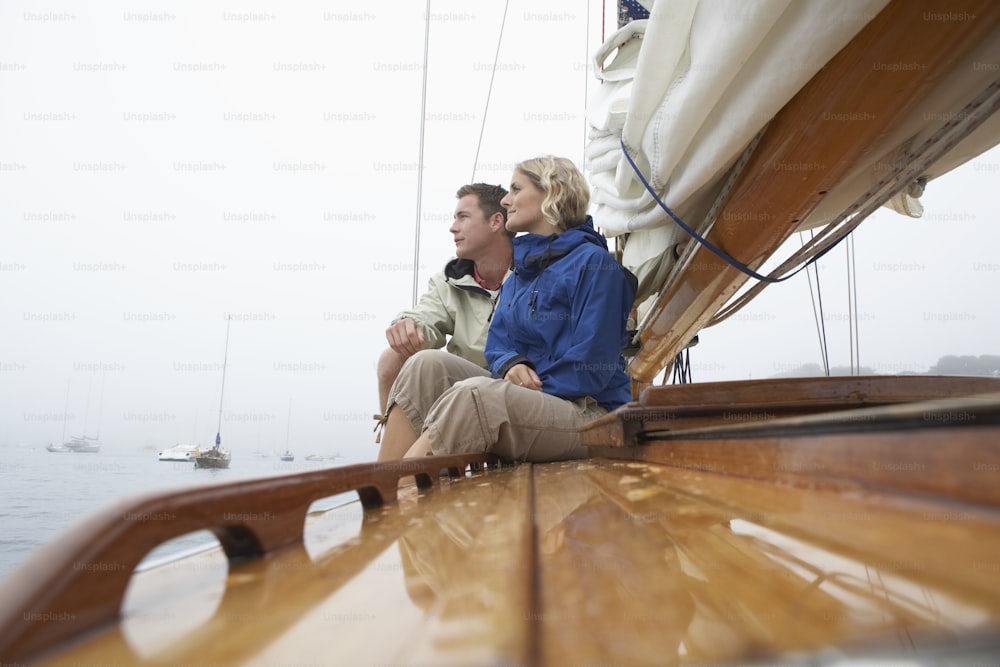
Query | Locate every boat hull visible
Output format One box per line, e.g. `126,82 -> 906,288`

157,445 -> 197,462
64,439 -> 101,453
193,450 -> 230,469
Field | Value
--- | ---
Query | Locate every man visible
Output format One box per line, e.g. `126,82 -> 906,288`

375,183 -> 512,444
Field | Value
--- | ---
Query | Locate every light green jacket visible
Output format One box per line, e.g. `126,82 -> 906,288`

395,258 -> 511,369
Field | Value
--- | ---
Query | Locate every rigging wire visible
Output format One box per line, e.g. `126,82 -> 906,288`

810,230 -> 831,376
846,235 -> 856,375
850,234 -> 860,374
471,0 -> 511,183
411,0 -> 432,308
583,0 -> 591,166
801,233 -> 829,377
216,315 -> 231,445
671,348 -> 693,384
708,76 -> 1000,326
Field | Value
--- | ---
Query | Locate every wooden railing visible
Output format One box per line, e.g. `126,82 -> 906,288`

0,453 -> 497,664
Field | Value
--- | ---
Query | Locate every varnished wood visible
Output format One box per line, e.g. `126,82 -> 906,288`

32,465 -> 535,667
582,375 -> 1000,447
22,457 -> 1000,665
0,453 -> 497,664
589,391 -> 1000,507
629,0 -> 1000,380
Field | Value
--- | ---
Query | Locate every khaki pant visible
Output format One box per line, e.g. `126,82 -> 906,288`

386,350 -> 606,462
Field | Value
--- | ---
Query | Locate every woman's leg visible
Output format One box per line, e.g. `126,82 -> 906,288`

423,377 -> 607,462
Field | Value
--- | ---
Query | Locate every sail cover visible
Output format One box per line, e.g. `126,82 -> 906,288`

587,0 -> 1000,301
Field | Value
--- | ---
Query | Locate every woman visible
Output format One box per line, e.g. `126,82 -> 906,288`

381,156 -> 636,462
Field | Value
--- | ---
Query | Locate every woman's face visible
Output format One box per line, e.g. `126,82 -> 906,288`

501,170 -> 550,235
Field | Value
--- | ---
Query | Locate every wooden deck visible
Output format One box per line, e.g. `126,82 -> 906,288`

7,403 -> 1000,665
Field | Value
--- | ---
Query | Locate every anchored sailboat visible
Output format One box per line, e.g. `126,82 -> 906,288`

49,376 -> 103,453
45,380 -> 72,453
193,317 -> 232,470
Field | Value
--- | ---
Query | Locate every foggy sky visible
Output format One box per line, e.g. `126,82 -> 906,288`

2,1 -> 998,460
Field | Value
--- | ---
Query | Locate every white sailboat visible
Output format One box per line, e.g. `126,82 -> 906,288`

48,378 -> 102,453
64,436 -> 100,454
157,444 -> 198,462
46,381 -> 71,453
279,400 -> 294,462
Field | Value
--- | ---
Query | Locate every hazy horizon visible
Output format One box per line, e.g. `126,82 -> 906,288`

2,1 -> 998,459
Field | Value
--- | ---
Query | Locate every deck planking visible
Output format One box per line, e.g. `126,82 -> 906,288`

24,454 -> 1000,666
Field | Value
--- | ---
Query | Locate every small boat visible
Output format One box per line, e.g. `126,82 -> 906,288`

45,442 -> 68,453
304,454 -> 323,462
59,373 -> 105,454
64,435 -> 101,454
279,401 -> 294,461
195,317 -> 233,470
157,444 -> 198,462
192,443 -> 231,469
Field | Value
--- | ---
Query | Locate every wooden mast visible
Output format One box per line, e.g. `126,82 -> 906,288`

628,0 -> 1000,382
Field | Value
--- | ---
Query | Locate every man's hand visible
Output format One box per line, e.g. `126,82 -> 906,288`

385,317 -> 425,357
504,363 -> 542,391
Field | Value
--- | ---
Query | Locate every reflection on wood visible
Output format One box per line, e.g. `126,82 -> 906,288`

0,453 -> 497,664
27,454 -> 1000,665
582,375 -> 1000,447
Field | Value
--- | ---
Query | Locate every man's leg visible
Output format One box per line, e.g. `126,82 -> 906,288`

377,348 -> 407,414
378,408 -> 419,461
376,350 -> 490,461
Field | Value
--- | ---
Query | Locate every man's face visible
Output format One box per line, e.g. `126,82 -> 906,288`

450,194 -> 495,260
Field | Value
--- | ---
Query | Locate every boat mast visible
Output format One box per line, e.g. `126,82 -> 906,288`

285,399 -> 292,452
95,371 -> 105,440
411,0 -> 431,308
82,375 -> 93,438
59,379 -> 70,444
215,315 -> 232,448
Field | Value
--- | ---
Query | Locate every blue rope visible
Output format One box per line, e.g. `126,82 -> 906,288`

619,137 -> 843,284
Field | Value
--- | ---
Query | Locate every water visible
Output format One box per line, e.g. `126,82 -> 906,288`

0,446 -> 357,581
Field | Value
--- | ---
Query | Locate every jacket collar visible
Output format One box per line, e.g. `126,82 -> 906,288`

444,257 -> 477,280
513,217 -> 606,278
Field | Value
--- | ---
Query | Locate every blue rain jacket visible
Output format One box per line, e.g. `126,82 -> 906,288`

486,217 -> 637,411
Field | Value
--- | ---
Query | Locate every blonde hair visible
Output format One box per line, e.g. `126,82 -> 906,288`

514,156 -> 590,230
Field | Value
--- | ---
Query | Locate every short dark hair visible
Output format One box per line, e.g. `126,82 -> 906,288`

456,183 -> 509,230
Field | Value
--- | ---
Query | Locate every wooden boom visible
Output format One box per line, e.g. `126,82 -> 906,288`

629,0 -> 1000,381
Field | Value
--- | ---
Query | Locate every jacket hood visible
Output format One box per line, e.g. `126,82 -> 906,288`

514,216 -> 607,279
